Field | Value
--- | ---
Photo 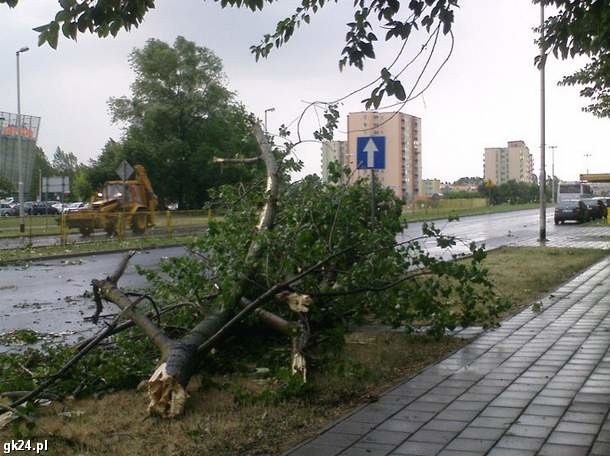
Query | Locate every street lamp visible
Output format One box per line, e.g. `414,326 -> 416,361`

264,107 -> 275,133
16,46 -> 29,234
538,2 -> 547,243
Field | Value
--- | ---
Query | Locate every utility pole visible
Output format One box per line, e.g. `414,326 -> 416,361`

16,46 -> 29,234
538,2 -> 547,243
549,145 -> 557,203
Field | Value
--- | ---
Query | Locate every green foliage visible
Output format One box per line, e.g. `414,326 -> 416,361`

534,0 -> 610,117
0,329 -> 39,345
147,165 -> 505,340
478,180 -> 541,205
233,368 -> 316,405
51,147 -> 79,175
72,168 -> 94,201
79,139 -> 126,194
0,175 -> 15,195
107,37 -> 262,208
443,191 -> 482,199
27,147 -> 53,199
0,329 -> 157,397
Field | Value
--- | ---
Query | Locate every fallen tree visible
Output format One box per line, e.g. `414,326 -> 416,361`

82,122 -> 505,417
2,121 -> 506,420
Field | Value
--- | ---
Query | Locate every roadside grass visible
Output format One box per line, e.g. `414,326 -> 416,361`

1,334 -> 464,456
0,212 -> 213,239
484,246 -> 608,315
0,246 -> 607,455
0,235 -> 194,265
402,202 -> 543,223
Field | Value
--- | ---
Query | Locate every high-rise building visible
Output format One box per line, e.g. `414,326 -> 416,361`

347,111 -> 421,201
483,140 -> 533,185
0,111 -> 41,197
321,140 -> 348,183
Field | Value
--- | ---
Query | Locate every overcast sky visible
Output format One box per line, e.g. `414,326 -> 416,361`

0,0 -> 607,183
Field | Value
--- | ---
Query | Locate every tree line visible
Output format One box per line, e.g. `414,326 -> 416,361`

30,37 -> 262,209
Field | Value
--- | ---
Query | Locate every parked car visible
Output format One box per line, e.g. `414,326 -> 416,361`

62,202 -> 86,213
51,202 -> 65,213
554,199 -> 588,224
22,201 -> 36,215
0,203 -> 14,216
582,198 -> 602,220
39,201 -> 60,215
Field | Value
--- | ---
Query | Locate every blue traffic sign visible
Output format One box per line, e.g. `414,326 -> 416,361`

356,136 -> 386,169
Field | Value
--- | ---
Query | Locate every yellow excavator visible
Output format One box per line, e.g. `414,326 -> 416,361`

62,165 -> 158,236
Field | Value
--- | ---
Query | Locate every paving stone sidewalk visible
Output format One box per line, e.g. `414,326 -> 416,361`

285,257 -> 610,456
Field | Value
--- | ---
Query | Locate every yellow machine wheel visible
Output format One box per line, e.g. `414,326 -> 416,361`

131,211 -> 147,235
104,222 -> 117,236
79,225 -> 93,236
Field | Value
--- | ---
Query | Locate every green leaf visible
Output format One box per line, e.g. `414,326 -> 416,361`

48,21 -> 60,49
393,80 -> 406,100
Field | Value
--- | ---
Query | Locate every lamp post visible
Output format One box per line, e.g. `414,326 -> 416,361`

16,46 -> 29,234
538,2 -> 546,243
264,107 -> 275,133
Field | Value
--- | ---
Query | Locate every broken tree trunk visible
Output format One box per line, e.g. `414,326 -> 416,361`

94,122 -> 281,417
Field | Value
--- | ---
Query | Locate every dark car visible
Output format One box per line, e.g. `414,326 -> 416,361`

554,199 -> 588,224
39,201 -> 60,215
582,198 -> 602,220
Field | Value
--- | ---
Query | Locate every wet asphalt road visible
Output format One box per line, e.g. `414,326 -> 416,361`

1,208 -> 609,350
0,246 -> 185,351
399,207 -> 610,257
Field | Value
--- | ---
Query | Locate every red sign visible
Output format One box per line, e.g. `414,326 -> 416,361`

1,125 -> 34,138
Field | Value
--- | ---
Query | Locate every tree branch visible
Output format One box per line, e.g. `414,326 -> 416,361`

197,245 -> 354,353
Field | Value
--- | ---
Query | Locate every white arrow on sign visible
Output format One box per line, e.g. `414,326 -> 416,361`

363,138 -> 378,168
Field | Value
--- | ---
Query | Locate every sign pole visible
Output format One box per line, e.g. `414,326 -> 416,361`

123,161 -> 126,208
371,169 -> 376,221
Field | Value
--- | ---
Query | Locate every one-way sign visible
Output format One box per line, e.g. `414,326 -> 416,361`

356,136 -> 385,169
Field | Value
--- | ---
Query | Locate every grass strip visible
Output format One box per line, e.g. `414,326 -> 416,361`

403,202 -> 545,222
0,235 -> 195,265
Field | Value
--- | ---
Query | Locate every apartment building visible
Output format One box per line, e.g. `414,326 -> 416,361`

484,140 -> 534,185
347,111 -> 422,201
421,179 -> 442,197
321,140 -> 348,183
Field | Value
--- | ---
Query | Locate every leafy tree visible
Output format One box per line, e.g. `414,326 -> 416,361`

85,138 -> 126,191
0,175 -> 14,195
453,177 -> 483,187
535,0 -> 610,117
51,146 -> 79,175
28,146 -> 54,199
479,180 -> 540,205
72,168 -> 94,201
108,36 -> 260,208
2,0 -> 609,115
